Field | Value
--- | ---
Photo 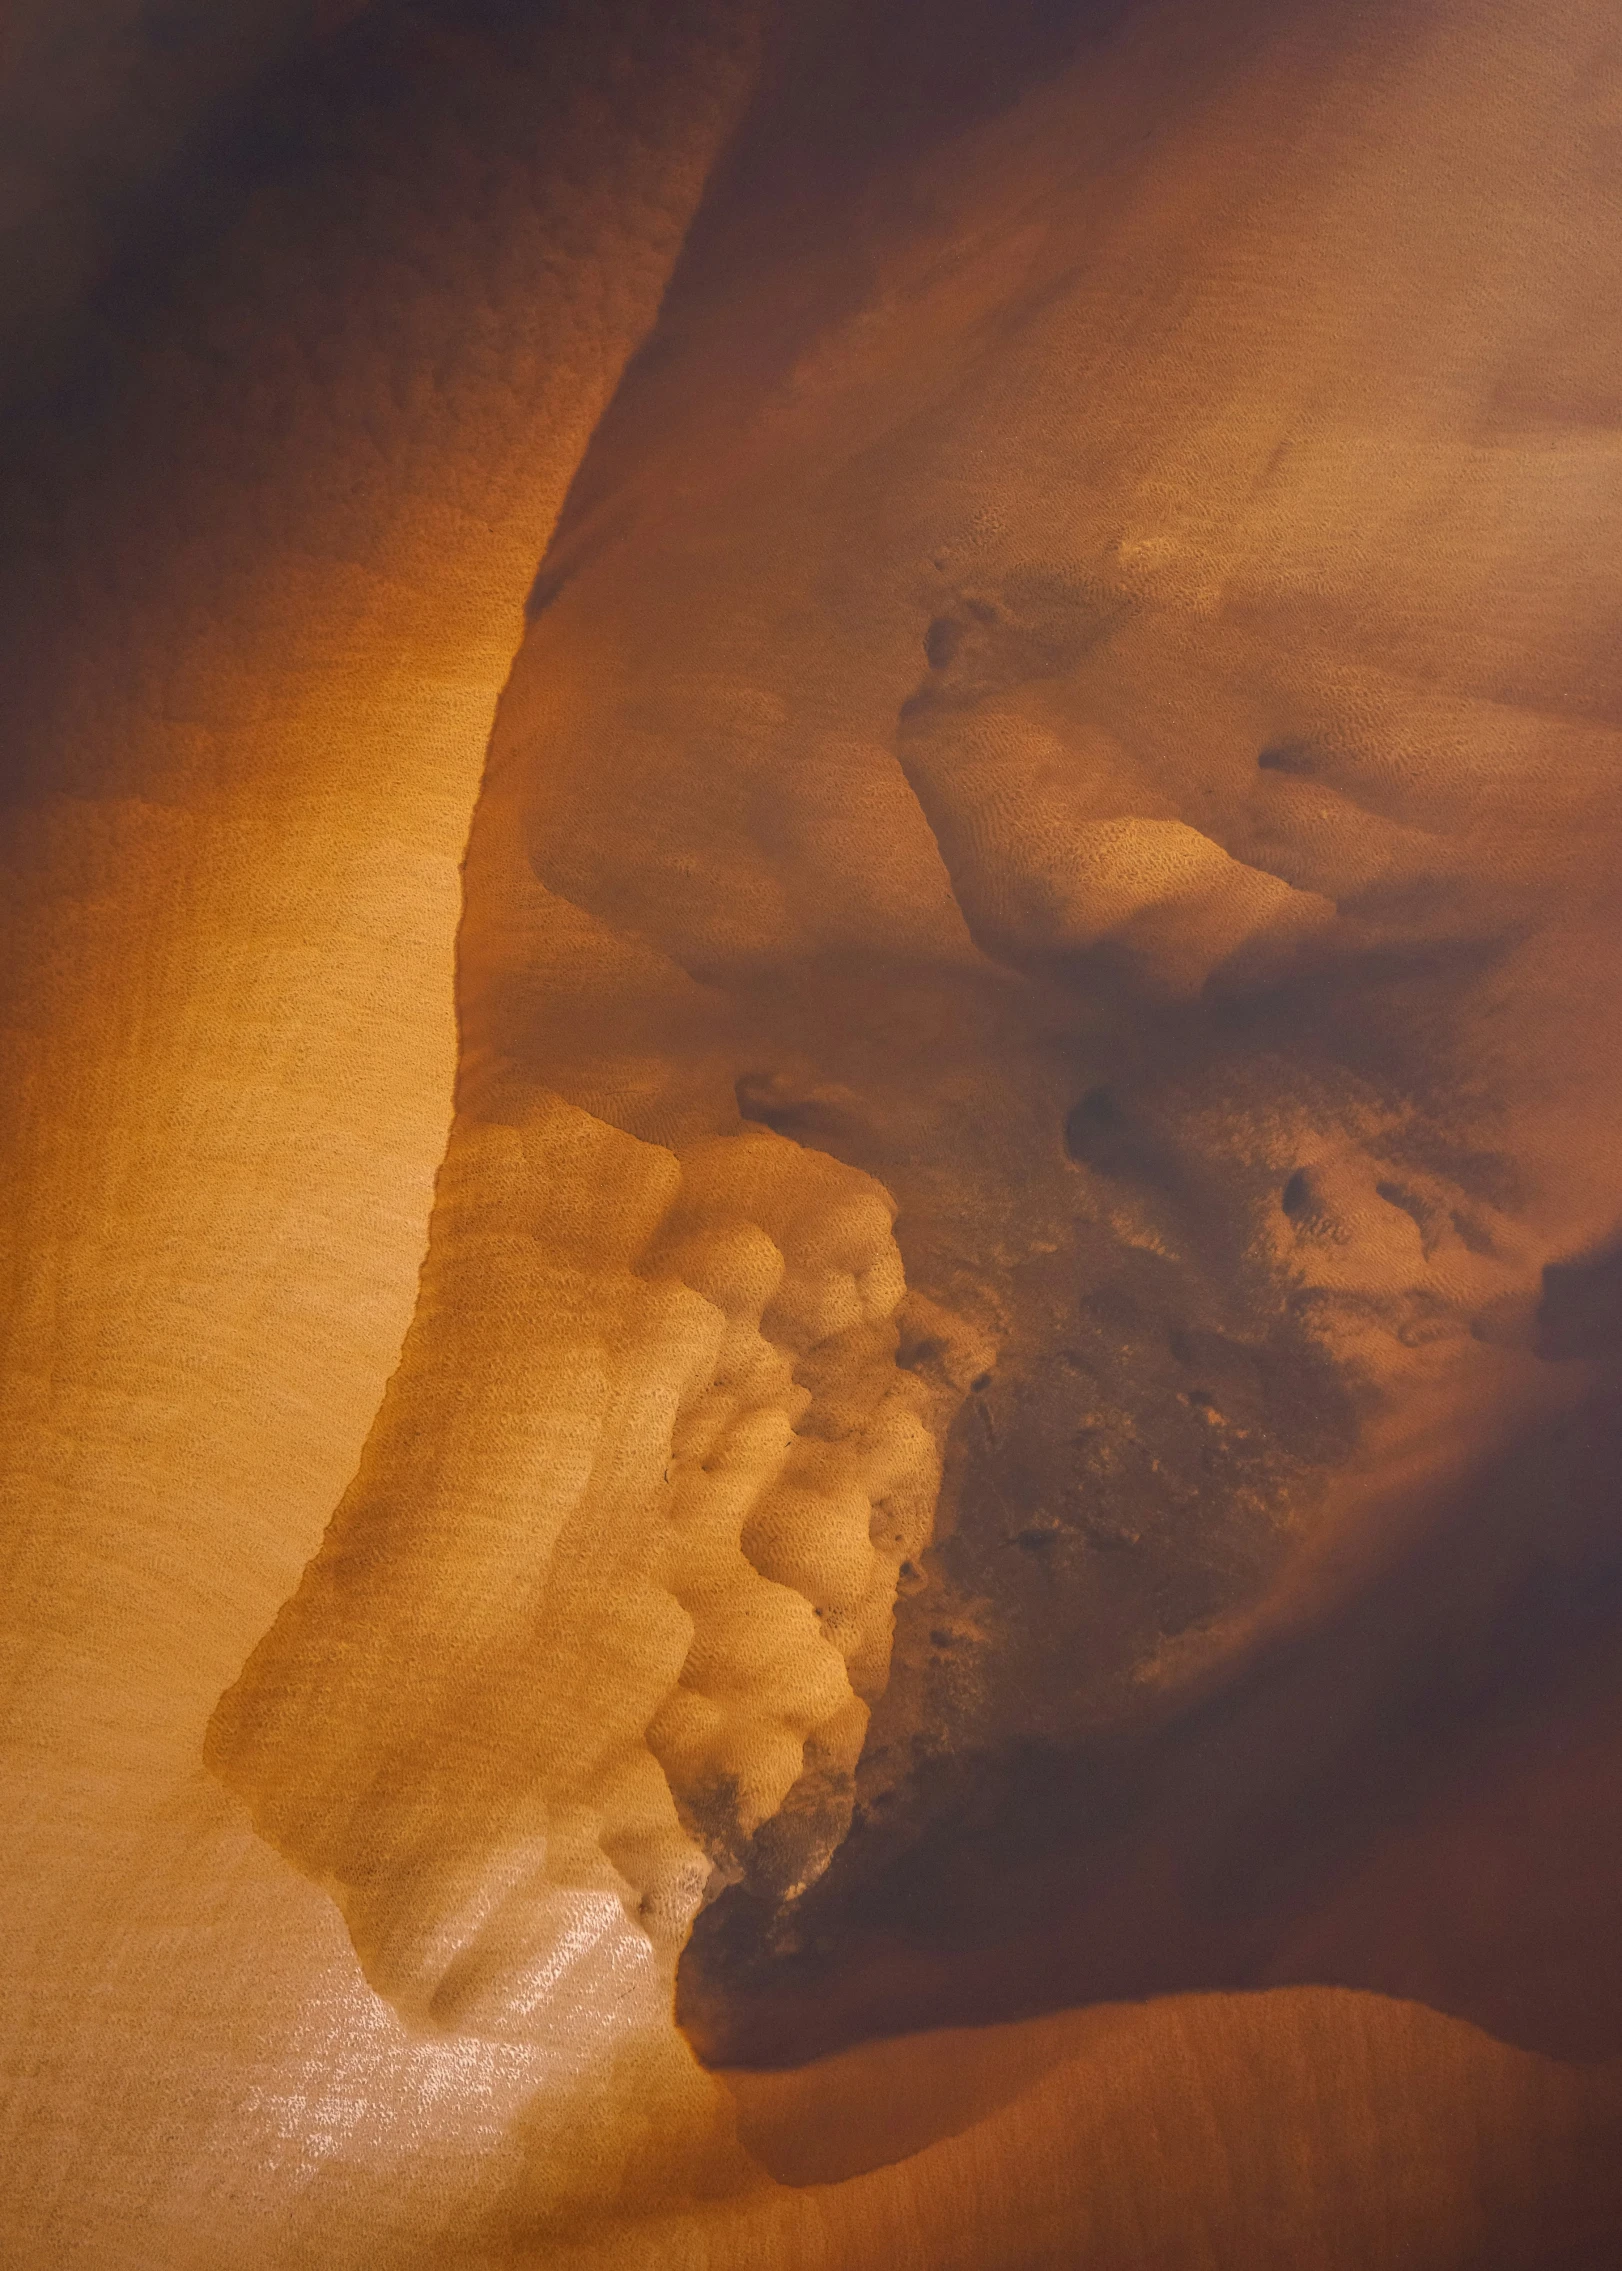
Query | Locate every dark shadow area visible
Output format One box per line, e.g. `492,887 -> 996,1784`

681,1363 -> 1622,2067
527,0 -> 1190,616
0,0 -> 729,814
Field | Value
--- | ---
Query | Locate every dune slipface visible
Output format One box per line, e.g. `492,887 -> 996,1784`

9,1 -> 1622,2266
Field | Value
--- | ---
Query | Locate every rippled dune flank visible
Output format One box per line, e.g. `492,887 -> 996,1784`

6,3 -> 1622,2267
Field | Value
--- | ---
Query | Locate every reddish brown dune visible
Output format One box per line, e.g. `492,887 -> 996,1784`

5,3 -> 1622,2266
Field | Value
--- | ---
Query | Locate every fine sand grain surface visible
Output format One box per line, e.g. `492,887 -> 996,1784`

5,5 -> 1622,2266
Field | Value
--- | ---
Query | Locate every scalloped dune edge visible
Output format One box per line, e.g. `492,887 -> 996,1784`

209,1095 -> 944,2033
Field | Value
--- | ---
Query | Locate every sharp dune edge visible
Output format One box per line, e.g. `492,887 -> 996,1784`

4,3 -> 1622,2267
